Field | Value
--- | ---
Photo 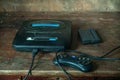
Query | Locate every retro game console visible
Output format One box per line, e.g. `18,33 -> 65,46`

12,19 -> 72,52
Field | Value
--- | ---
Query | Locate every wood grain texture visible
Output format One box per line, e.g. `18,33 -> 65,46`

0,12 -> 120,77
0,75 -> 119,80
0,0 -> 120,12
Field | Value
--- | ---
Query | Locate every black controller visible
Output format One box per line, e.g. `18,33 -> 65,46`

53,54 -> 93,72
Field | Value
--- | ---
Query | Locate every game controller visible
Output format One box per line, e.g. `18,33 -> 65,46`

53,54 -> 93,72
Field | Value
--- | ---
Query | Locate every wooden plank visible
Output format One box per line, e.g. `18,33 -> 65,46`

0,0 -> 120,12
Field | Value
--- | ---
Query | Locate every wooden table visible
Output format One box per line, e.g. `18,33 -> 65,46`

0,12 -> 120,79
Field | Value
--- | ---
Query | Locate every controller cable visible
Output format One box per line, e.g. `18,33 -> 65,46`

23,49 -> 38,80
100,45 -> 120,58
55,50 -> 71,80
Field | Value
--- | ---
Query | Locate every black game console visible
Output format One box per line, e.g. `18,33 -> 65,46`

12,19 -> 72,52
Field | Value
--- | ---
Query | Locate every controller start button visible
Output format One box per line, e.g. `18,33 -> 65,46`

71,55 -> 76,59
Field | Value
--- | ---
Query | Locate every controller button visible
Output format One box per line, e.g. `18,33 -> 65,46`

78,57 -> 82,60
81,57 -> 87,60
71,55 -> 76,59
86,58 -> 90,61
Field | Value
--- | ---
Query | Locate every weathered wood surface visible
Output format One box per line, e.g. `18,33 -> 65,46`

0,0 -> 120,12
0,12 -> 120,77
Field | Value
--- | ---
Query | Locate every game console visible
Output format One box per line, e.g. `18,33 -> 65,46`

12,19 -> 72,52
